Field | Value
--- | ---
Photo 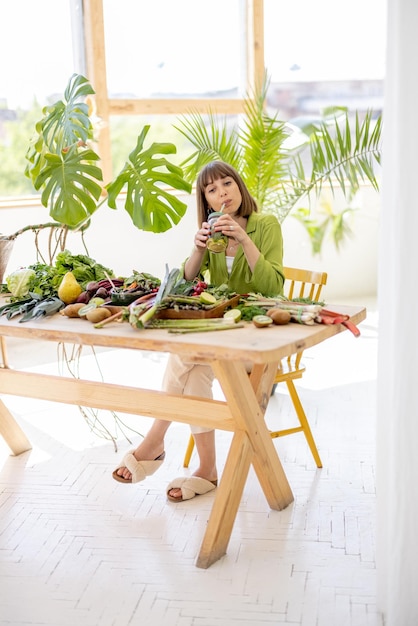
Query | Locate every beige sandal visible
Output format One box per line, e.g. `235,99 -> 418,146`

166,476 -> 218,502
112,450 -> 165,484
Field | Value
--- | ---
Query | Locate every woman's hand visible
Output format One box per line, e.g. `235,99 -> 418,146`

214,214 -> 246,244
184,221 -> 211,280
194,221 -> 210,251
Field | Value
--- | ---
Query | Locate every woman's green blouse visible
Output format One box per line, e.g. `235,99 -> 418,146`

195,213 -> 285,297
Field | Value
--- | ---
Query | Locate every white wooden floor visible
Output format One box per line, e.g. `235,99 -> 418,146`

0,302 -> 380,626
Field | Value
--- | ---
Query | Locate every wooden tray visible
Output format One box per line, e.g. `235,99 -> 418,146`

156,295 -> 241,320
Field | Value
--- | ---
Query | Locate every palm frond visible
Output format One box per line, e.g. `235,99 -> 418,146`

175,75 -> 293,216
173,75 -> 382,247
272,109 -> 382,223
174,110 -> 240,183
239,78 -> 290,211
308,110 -> 382,198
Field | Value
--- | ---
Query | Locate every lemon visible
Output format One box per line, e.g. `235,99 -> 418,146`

223,308 -> 242,322
199,291 -> 217,305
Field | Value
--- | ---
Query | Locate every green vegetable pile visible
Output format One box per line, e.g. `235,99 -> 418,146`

52,251 -> 114,286
3,250 -> 115,301
170,279 -> 235,300
234,303 -> 267,321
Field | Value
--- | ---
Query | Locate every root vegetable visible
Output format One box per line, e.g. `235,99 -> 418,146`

86,281 -> 100,292
60,303 -> 87,318
86,307 -> 112,323
95,287 -> 109,298
266,308 -> 291,325
76,291 -> 91,304
102,305 -> 123,316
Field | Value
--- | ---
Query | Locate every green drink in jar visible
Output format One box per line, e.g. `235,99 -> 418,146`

207,211 -> 228,253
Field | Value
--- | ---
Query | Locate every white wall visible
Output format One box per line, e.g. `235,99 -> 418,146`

1,195 -> 197,283
1,184 -> 379,302
281,185 -> 380,300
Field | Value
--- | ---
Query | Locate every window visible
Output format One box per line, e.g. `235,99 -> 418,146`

0,0 -> 386,201
103,0 -> 246,99
264,0 -> 386,120
0,0 -> 76,198
84,0 -> 262,182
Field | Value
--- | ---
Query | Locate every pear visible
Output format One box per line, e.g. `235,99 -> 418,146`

58,271 -> 83,304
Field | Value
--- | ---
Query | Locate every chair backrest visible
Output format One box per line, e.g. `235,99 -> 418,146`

280,267 -> 328,370
283,266 -> 328,302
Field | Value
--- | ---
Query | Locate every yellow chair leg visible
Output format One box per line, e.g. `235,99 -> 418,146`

183,434 -> 195,468
183,380 -> 323,469
285,379 -> 322,468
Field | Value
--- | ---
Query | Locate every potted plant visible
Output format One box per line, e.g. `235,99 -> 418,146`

173,75 -> 382,255
4,73 -> 192,265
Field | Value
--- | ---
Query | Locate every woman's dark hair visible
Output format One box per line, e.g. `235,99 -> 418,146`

195,161 -> 259,225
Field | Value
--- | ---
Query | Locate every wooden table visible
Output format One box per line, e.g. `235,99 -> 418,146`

0,303 -> 366,568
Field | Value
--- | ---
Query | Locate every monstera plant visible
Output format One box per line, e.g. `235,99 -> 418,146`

174,76 -> 382,254
19,73 -> 191,254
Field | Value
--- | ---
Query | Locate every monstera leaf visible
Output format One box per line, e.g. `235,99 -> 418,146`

106,126 -> 192,233
33,145 -> 103,228
43,74 -> 95,151
25,74 -> 96,187
24,74 -> 103,229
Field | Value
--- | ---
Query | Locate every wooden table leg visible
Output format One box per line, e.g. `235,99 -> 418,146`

196,359 -> 294,568
213,359 -> 294,510
0,398 -> 32,455
250,361 -> 279,410
0,336 -> 9,369
196,430 -> 253,568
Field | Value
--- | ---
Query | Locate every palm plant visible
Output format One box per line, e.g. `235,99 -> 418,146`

175,77 -> 382,251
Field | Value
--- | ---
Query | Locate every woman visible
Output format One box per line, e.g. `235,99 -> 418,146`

112,161 -> 285,502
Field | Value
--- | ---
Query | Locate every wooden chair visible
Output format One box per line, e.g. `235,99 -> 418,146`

182,266 -> 328,469
268,266 -> 327,468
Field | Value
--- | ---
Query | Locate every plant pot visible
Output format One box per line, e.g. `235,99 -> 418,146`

0,238 -> 14,283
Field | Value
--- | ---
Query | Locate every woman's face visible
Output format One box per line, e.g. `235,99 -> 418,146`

204,176 -> 242,215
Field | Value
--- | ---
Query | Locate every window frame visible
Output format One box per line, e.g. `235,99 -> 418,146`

82,0 -> 265,183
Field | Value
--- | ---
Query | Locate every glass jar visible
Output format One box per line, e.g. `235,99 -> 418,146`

207,212 -> 228,253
